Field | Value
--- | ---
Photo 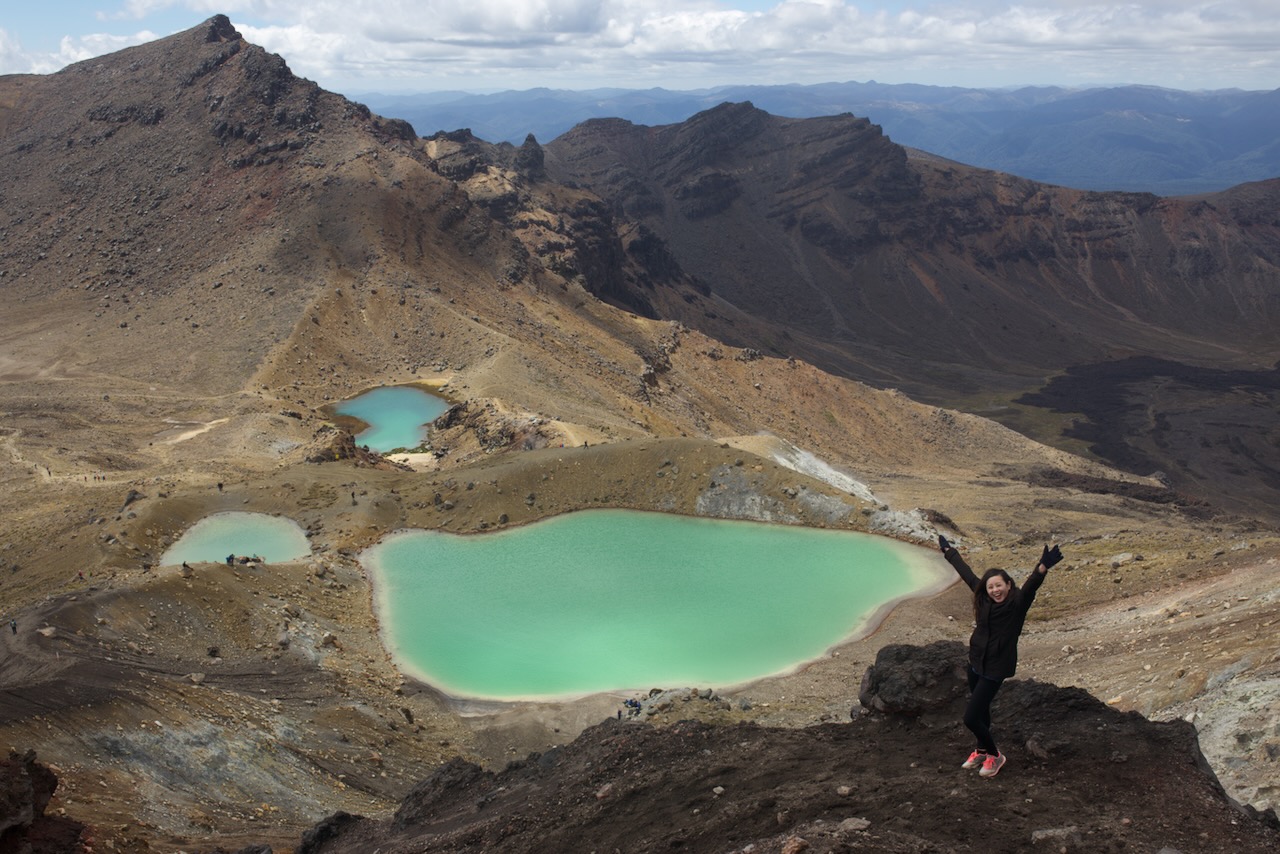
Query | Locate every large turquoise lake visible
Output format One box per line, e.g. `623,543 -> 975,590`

334,385 -> 449,453
365,510 -> 946,700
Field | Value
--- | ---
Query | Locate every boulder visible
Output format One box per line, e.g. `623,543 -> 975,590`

0,749 -> 85,850
857,640 -> 968,716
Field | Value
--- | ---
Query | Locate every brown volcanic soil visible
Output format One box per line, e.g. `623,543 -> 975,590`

1,16 -> 1279,854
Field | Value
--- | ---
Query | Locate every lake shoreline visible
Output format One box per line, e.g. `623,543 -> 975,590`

364,511 -> 952,703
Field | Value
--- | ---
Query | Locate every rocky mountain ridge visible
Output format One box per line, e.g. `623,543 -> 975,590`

541,100 -> 1280,382
360,82 -> 1280,194
538,103 -> 1280,521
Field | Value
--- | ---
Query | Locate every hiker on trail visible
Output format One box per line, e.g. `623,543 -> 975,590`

9,619 -> 15,635
939,534 -> 1062,778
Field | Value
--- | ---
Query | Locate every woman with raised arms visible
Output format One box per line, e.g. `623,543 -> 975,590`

939,534 -> 1062,778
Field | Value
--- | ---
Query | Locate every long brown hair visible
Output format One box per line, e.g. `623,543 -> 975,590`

974,567 -> 1016,622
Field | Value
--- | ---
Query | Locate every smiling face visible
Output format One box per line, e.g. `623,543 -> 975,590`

985,574 -> 1011,603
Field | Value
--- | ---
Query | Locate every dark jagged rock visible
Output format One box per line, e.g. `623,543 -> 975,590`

0,750 -> 86,852
563,198 -> 654,314
427,129 -> 492,181
285,644 -> 1280,854
515,133 -> 545,179
202,12 -> 239,43
393,757 -> 492,827
857,639 -> 968,716
296,811 -> 363,854
0,750 -> 52,837
372,116 -> 416,141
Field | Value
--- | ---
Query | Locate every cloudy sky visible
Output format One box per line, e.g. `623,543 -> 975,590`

2,1 -> 1276,96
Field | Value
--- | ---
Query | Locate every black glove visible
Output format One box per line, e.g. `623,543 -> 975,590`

1040,544 -> 1063,569
938,535 -> 951,553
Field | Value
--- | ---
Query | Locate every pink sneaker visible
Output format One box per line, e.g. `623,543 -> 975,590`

961,750 -> 986,770
979,752 -> 1007,778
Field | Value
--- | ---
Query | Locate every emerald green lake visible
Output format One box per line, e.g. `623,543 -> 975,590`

365,510 -> 946,700
334,385 -> 449,453
160,511 -> 311,566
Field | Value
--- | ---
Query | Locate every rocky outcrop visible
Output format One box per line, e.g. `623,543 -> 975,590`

514,133 -> 545,179
0,750 -> 54,838
282,644 -> 1280,853
303,428 -> 412,470
426,128 -> 495,182
0,750 -> 86,852
857,640 -> 968,716
430,400 -> 554,456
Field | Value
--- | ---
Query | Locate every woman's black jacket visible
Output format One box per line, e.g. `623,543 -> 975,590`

945,547 -> 1046,680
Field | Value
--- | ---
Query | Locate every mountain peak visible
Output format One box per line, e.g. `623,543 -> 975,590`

201,13 -> 242,44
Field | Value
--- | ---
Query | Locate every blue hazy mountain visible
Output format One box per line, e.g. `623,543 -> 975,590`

355,82 -> 1280,195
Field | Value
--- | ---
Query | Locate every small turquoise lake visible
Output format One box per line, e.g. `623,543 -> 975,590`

364,510 -> 946,701
160,512 -> 311,565
334,385 -> 449,453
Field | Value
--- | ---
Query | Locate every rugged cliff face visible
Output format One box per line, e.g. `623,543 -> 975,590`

543,101 -> 1280,375
540,104 -> 1280,521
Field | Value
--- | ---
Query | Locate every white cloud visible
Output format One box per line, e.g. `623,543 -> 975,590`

7,2 -> 1280,92
112,0 -> 184,20
0,28 -> 33,75
55,31 -> 161,67
0,25 -> 158,76
249,2 -> 1277,91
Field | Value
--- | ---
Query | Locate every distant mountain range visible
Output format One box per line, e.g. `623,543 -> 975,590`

357,82 -> 1280,196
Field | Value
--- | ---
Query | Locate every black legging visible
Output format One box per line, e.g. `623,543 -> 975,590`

964,666 -> 1004,754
